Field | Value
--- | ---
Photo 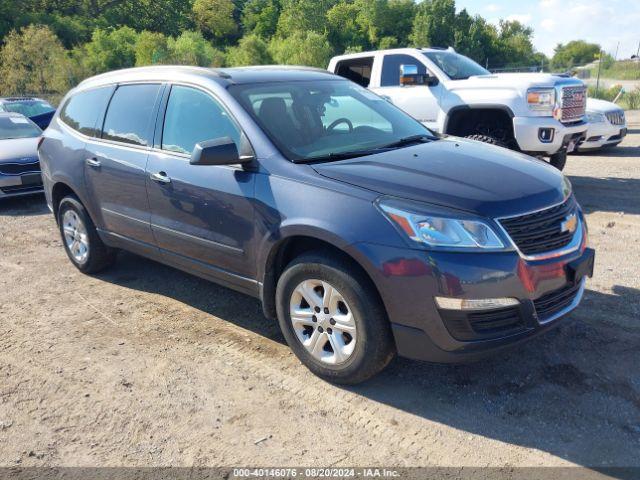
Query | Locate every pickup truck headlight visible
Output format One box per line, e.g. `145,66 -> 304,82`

377,197 -> 506,250
527,88 -> 556,114
586,112 -> 606,123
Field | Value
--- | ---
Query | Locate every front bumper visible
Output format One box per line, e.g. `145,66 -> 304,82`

349,238 -> 593,363
578,122 -> 627,151
513,116 -> 587,156
0,171 -> 44,198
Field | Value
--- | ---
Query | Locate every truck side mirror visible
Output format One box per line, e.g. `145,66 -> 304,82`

399,64 -> 439,87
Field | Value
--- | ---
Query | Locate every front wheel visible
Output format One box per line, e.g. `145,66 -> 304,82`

549,150 -> 567,170
276,252 -> 395,384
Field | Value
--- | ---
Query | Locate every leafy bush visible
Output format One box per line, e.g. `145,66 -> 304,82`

625,88 -> 640,110
587,85 -> 622,102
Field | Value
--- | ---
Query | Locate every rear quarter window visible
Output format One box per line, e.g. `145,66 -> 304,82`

60,87 -> 114,137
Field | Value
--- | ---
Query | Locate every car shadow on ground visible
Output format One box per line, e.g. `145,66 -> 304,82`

575,146 -> 640,158
569,175 -> 640,215
95,251 -> 640,473
0,193 -> 48,217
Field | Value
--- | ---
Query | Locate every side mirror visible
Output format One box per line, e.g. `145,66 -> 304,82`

399,64 -> 439,87
190,137 -> 248,166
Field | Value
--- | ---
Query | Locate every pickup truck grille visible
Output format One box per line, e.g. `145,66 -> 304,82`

498,196 -> 578,256
605,110 -> 625,126
560,86 -> 586,123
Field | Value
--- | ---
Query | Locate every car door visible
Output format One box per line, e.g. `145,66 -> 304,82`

84,83 -> 163,249
145,84 -> 257,286
371,53 -> 443,130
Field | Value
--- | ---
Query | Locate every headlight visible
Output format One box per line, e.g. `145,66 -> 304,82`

562,175 -> 572,199
527,88 -> 556,113
377,197 -> 506,250
586,111 -> 606,123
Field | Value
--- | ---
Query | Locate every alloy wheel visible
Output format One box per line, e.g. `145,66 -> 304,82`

62,210 -> 89,264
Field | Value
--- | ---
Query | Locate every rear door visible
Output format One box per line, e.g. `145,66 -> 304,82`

371,53 -> 443,130
84,83 -> 163,249
145,84 -> 257,286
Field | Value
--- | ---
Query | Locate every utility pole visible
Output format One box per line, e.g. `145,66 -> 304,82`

595,50 -> 603,98
614,41 -> 620,61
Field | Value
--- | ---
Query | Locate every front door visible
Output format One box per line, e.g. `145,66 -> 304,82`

371,53 -> 443,130
84,83 -> 163,247
145,85 -> 256,287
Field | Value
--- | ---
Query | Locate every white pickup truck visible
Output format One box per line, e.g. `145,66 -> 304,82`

328,47 -> 588,170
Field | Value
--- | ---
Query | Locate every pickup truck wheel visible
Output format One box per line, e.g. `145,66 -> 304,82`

276,252 -> 395,384
549,151 -> 567,170
58,195 -> 116,273
464,134 -> 508,149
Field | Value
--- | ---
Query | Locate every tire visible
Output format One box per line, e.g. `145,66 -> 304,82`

464,134 -> 508,149
549,150 -> 567,171
275,251 -> 395,384
57,195 -> 116,273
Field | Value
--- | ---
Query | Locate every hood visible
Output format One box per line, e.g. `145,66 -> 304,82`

586,97 -> 622,113
0,137 -> 39,163
449,73 -> 583,93
312,137 -> 567,219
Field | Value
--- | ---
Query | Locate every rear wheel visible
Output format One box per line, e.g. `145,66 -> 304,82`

276,252 -> 395,384
58,196 -> 116,273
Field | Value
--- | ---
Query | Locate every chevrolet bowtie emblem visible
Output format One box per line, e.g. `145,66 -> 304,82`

561,213 -> 578,234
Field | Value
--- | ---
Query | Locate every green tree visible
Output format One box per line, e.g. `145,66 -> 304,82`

326,1 -> 368,52
192,0 -> 238,42
166,30 -> 224,66
227,34 -> 272,66
79,26 -> 138,75
269,31 -> 333,67
551,40 -> 601,70
242,0 -> 281,38
135,31 -> 169,66
0,24 -> 70,95
276,0 -> 338,36
410,0 -> 456,48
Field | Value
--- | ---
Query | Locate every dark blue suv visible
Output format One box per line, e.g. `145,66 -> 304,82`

39,66 -> 594,383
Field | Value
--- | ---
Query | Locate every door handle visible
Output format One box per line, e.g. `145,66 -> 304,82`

85,157 -> 101,168
150,171 -> 171,184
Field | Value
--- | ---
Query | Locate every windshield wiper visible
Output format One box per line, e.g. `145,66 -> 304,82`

379,134 -> 435,149
301,149 -> 385,163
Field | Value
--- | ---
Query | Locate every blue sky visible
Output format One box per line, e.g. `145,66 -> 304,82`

456,0 -> 640,59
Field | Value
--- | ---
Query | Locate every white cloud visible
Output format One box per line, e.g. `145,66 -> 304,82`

505,13 -> 533,24
485,4 -> 501,12
540,18 -> 555,31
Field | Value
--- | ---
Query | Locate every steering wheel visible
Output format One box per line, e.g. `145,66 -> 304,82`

327,118 -> 353,133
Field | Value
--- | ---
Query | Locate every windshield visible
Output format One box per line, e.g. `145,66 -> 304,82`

0,116 -> 42,140
229,79 -> 435,162
423,51 -> 489,80
3,100 -> 54,117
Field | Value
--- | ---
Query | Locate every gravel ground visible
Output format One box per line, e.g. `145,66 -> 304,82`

1,114 -> 639,470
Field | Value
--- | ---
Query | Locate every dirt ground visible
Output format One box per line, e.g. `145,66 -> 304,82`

1,114 -> 639,471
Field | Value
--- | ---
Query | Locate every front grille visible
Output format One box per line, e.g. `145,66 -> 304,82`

0,161 -> 40,175
440,306 -> 525,341
499,197 -> 578,256
534,281 -> 582,321
605,110 -> 625,126
560,86 -> 586,123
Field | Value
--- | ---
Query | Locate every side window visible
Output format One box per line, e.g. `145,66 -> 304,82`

161,86 -> 241,155
102,84 -> 161,146
380,54 -> 427,87
335,57 -> 374,87
59,87 -> 114,137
